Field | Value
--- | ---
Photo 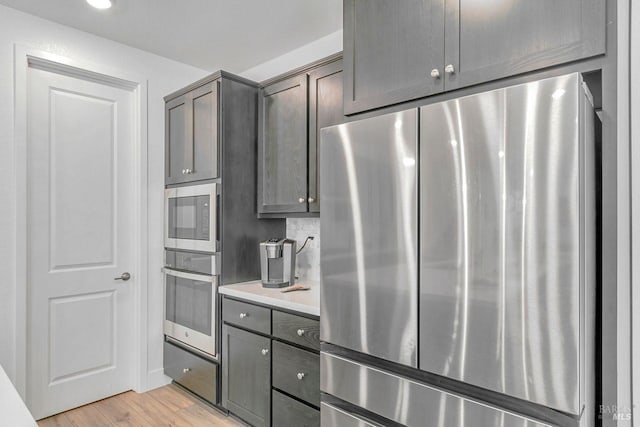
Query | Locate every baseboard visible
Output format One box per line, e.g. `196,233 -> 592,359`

139,368 -> 171,393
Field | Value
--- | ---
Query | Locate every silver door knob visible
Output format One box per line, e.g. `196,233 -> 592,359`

445,64 -> 455,74
296,372 -> 305,380
430,68 -> 440,78
297,329 -> 305,336
239,312 -> 248,319
114,272 -> 131,281
298,197 -> 305,203
182,368 -> 191,373
261,348 -> 269,356
308,197 -> 315,203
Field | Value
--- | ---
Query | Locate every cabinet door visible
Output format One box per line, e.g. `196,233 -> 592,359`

188,81 -> 219,182
258,74 -> 308,214
165,94 -> 192,185
222,325 -> 270,427
343,0 -> 445,115
444,0 -> 605,90
308,60 -> 345,213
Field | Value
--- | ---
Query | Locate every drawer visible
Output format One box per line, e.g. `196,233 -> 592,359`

321,403 -> 380,427
273,341 -> 320,406
272,311 -> 320,351
163,341 -> 217,404
272,390 -> 319,427
321,352 -> 554,427
223,297 -> 270,335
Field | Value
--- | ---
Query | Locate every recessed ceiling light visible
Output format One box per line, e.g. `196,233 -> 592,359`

87,0 -> 112,10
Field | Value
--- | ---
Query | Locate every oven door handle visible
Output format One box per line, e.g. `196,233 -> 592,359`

162,267 -> 215,283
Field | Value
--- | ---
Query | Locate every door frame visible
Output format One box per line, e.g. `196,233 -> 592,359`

12,44 -> 150,399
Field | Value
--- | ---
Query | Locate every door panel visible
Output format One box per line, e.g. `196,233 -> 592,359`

308,60 -> 345,213
49,292 -> 115,383
419,75 -> 586,415
191,81 -> 219,182
444,0 -> 605,90
48,89 -> 115,269
259,74 -> 309,213
344,0 -> 445,114
28,66 -> 134,419
222,325 -> 270,427
320,110 -> 418,367
166,95 -> 190,185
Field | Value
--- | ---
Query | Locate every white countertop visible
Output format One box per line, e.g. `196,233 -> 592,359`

0,365 -> 37,427
219,280 -> 320,317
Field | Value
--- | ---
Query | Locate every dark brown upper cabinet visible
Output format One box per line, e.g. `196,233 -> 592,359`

308,59 -> 344,213
258,55 -> 344,216
165,81 -> 218,185
344,0 -> 605,114
343,0 -> 445,115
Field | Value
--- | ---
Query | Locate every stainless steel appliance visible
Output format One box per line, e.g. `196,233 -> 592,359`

259,238 -> 296,288
165,183 -> 218,253
164,249 -> 220,356
320,73 -> 596,426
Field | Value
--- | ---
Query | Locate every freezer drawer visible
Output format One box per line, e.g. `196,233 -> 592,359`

320,109 -> 419,367
419,73 -> 595,416
163,340 -> 217,404
320,403 -> 380,427
320,352 -> 553,427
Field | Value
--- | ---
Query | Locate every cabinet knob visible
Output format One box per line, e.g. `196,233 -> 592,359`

307,197 -> 315,203
298,197 -> 305,203
182,169 -> 186,174
430,68 -> 440,79
239,312 -> 248,319
261,348 -> 269,356
182,368 -> 191,373
186,168 -> 192,174
296,372 -> 305,380
297,329 -> 305,336
445,64 -> 455,74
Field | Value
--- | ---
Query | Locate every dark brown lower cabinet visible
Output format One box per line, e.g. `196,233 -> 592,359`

272,390 -> 320,427
222,324 -> 271,427
222,296 -> 320,426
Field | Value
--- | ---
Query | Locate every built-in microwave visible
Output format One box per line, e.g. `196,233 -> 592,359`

165,183 -> 218,253
163,249 -> 219,357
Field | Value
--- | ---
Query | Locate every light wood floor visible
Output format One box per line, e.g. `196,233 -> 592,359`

37,384 -> 244,427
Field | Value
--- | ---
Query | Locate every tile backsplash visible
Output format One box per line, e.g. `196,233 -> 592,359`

287,218 -> 320,282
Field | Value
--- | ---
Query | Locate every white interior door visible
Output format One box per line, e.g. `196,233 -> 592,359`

27,65 -> 135,420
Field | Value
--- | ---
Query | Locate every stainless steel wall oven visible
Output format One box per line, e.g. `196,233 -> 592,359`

163,249 -> 219,357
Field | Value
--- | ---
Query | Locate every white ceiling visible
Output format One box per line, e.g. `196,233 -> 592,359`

0,0 -> 343,72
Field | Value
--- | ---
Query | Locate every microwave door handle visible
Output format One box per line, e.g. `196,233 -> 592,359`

162,267 -> 215,283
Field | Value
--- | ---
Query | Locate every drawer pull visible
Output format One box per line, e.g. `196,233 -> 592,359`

261,348 -> 269,356
239,312 -> 248,319
296,372 -> 306,380
296,329 -> 305,336
182,368 -> 191,373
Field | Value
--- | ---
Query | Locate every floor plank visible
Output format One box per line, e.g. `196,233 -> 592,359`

37,384 -> 242,427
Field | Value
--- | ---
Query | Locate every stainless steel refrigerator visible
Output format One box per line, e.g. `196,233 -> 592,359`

320,73 -> 596,427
